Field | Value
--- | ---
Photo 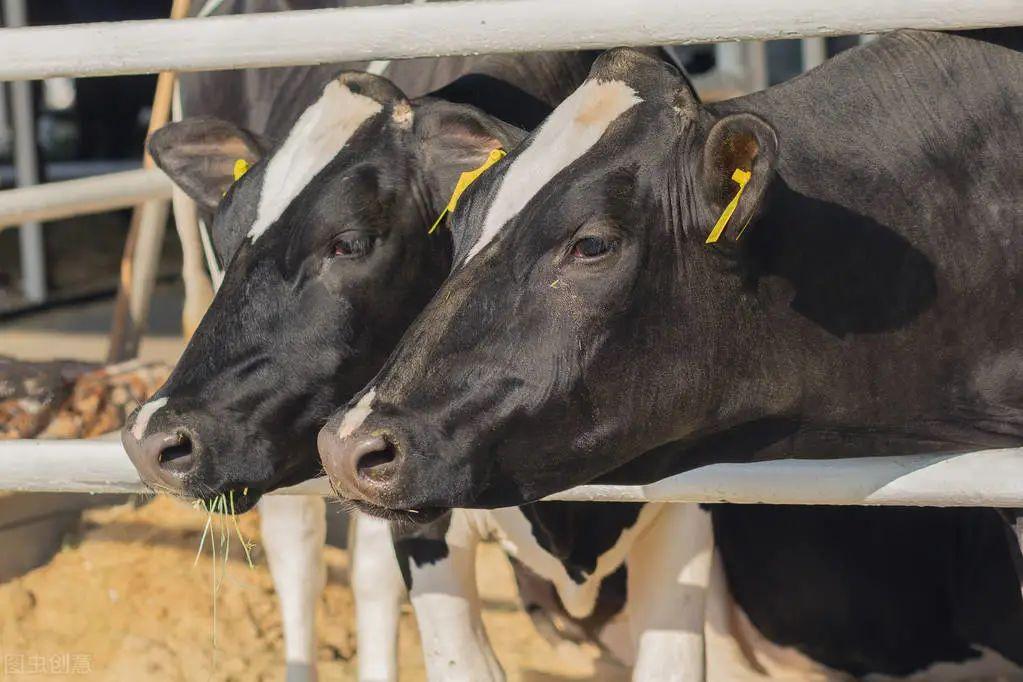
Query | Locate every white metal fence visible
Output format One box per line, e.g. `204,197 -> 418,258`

3,440 -> 1023,507
0,1 -> 1018,79
1,1 -> 1020,506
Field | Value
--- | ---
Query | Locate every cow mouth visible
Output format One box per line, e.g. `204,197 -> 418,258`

197,486 -> 260,515
348,499 -> 447,526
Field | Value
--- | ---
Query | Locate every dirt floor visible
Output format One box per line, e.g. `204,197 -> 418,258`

0,496 -> 614,681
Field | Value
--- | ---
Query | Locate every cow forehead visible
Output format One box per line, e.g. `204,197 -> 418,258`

462,78 -> 642,265
248,80 -> 384,243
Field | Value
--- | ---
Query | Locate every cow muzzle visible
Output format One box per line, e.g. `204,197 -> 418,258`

122,425 -> 199,494
317,428 -> 404,503
318,426 -> 448,524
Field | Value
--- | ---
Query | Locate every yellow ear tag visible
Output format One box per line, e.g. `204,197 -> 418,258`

223,159 -> 252,197
233,158 -> 251,182
705,168 -> 752,244
429,148 -> 506,234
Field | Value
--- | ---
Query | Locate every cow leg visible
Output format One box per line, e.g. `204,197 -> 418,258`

626,503 -> 714,682
394,509 -> 504,682
351,513 -> 404,682
259,495 -> 326,682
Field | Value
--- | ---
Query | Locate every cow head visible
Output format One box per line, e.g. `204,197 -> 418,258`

318,49 -> 779,514
122,72 -> 523,511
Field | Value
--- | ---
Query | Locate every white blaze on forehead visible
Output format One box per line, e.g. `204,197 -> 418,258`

463,79 -> 642,264
337,388 -> 376,439
248,80 -> 383,243
131,396 -> 168,441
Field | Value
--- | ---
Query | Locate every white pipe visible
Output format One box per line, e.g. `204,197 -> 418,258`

0,0 -> 1018,80
1,440 -> 1021,507
546,449 -> 1023,507
0,168 -> 172,230
801,37 -> 828,71
3,0 -> 45,303
746,41 -> 769,92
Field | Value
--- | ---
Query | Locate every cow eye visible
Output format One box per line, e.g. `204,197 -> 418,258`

330,232 -> 374,259
570,235 -> 617,260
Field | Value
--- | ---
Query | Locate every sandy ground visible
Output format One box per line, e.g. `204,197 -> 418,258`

0,496 -> 613,681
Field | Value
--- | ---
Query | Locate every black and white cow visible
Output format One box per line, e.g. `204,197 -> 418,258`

141,2 -> 614,679
127,40 -> 707,679
165,2 -> 554,678
318,33 -> 1023,679
319,31 -> 1023,508
135,27 -> 828,672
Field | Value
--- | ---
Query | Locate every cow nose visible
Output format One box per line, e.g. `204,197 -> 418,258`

150,431 -> 196,475
318,430 -> 401,500
123,428 -> 200,492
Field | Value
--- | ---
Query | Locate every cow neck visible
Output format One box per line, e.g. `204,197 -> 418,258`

703,176 -> 1023,456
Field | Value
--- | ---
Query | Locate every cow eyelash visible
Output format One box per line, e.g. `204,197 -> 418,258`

568,235 -> 619,261
329,232 -> 375,259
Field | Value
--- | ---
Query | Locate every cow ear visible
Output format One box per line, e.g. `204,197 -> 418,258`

148,117 -> 268,213
699,113 -> 777,246
414,100 -> 526,214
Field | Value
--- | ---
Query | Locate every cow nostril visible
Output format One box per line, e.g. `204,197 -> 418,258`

157,433 -> 195,474
354,438 -> 398,482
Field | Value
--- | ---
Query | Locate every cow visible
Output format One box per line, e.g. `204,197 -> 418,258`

317,32 -> 1023,679
146,2 -> 607,679
318,28 -> 1023,527
126,33 -> 708,679
166,2 -> 458,679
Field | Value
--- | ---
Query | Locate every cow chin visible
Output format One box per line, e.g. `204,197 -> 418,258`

345,498 -> 448,527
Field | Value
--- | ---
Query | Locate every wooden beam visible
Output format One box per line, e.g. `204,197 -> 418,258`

106,0 -> 192,363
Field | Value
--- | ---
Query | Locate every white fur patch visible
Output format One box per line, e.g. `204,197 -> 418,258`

463,79 -> 642,264
489,503 -> 662,621
131,396 -> 167,441
407,510 -> 504,681
350,512 -> 406,681
337,388 -> 376,439
248,80 -> 383,243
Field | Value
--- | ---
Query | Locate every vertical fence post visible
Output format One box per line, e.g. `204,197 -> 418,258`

714,41 -> 769,95
747,41 -> 769,91
3,0 -> 46,304
714,42 -> 745,81
801,37 -> 828,72
107,0 -> 192,363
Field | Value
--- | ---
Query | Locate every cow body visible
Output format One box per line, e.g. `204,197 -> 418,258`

709,505 -> 1023,680
404,502 -> 1023,681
